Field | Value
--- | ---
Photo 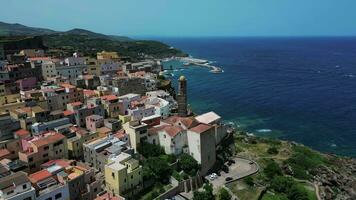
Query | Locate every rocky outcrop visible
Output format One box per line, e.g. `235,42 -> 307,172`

313,156 -> 356,200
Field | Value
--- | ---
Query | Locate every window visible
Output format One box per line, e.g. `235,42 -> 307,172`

44,146 -> 49,150
23,184 -> 27,189
43,153 -> 48,158
55,193 -> 62,199
45,198 -> 52,200
29,157 -> 33,162
112,172 -> 115,178
7,190 -> 14,195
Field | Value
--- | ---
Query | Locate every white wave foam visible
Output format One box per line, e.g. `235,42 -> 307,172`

256,129 -> 272,133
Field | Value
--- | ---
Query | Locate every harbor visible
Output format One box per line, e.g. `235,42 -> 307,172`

163,57 -> 224,73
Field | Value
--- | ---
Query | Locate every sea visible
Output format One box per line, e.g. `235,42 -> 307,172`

154,37 -> 356,157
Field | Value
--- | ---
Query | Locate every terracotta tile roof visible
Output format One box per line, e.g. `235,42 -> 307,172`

189,124 -> 212,134
163,126 -> 184,137
15,129 -> 30,137
101,95 -> 118,101
163,116 -> 198,129
59,83 -> 75,89
41,159 -> 72,168
148,124 -> 170,136
97,127 -> 112,135
63,110 -> 74,116
83,89 -> 97,97
113,130 -> 127,139
29,169 -> 52,183
69,101 -> 83,107
28,57 -> 51,61
31,132 -> 65,147
0,149 -> 10,158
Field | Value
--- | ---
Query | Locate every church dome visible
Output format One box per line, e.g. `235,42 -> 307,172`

179,76 -> 186,81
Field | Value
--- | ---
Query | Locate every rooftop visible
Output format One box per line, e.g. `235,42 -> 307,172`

195,111 -> 221,125
189,124 -> 212,134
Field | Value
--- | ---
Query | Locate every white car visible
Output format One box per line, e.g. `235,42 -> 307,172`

212,173 -> 217,178
209,175 -> 215,180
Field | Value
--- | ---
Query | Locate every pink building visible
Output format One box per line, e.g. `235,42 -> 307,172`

16,77 -> 37,91
86,115 -> 104,132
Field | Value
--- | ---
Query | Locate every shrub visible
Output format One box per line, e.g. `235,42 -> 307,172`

267,146 -> 279,155
244,176 -> 254,187
179,153 -> 200,176
218,187 -> 232,200
264,160 -> 282,179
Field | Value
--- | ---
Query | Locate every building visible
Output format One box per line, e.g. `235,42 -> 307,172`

97,51 -> 120,61
195,111 -> 227,145
18,132 -> 68,173
0,171 -> 36,200
145,97 -> 170,119
101,95 -> 120,118
40,160 -> 104,200
86,115 -> 105,132
28,169 -> 70,200
177,76 -> 187,117
31,118 -> 71,135
0,112 -> 20,140
38,83 -> 84,111
187,124 -> 216,175
83,136 -> 130,172
66,99 -> 105,127
123,121 -> 148,153
157,125 -> 187,155
66,126 -> 98,160
104,152 -> 143,197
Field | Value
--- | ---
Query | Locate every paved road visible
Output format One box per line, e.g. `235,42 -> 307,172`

206,157 -> 259,199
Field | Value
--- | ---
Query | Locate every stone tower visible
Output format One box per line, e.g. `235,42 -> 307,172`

177,75 -> 187,117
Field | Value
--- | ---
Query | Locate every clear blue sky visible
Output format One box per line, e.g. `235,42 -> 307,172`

1,0 -> 356,37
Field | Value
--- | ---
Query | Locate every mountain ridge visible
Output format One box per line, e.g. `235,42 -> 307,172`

0,21 -> 131,41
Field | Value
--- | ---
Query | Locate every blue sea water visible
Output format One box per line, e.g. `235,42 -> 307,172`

157,37 -> 356,157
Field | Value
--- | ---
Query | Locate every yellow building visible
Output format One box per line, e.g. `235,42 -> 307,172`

87,58 -> 101,76
105,152 -> 143,197
67,130 -> 98,159
97,51 -> 120,60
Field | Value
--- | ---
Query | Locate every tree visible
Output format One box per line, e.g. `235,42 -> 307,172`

264,160 -> 282,179
287,185 -> 309,200
193,184 -> 214,200
270,176 -> 295,193
218,187 -> 232,200
267,146 -> 279,155
244,176 -> 254,187
138,142 -> 165,158
179,153 -> 200,176
146,157 -> 172,183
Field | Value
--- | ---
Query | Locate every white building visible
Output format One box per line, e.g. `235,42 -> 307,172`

145,97 -> 170,119
195,111 -> 227,145
0,172 -> 36,200
157,126 -> 187,155
187,124 -> 216,175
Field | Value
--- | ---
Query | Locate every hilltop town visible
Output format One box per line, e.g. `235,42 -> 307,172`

1,28 -> 356,200
0,33 -> 239,200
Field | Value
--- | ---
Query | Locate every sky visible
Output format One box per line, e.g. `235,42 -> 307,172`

1,0 -> 356,37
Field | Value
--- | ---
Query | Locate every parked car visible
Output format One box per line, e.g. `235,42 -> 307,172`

249,161 -> 254,165
227,161 -> 232,166
225,177 -> 233,182
222,165 -> 229,173
209,174 -> 215,181
229,159 -> 236,164
212,173 -> 217,178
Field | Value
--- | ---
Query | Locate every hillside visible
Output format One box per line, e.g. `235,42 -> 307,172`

0,21 -> 57,36
0,21 -> 187,60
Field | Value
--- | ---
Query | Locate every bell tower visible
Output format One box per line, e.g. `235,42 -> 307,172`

177,76 -> 187,117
